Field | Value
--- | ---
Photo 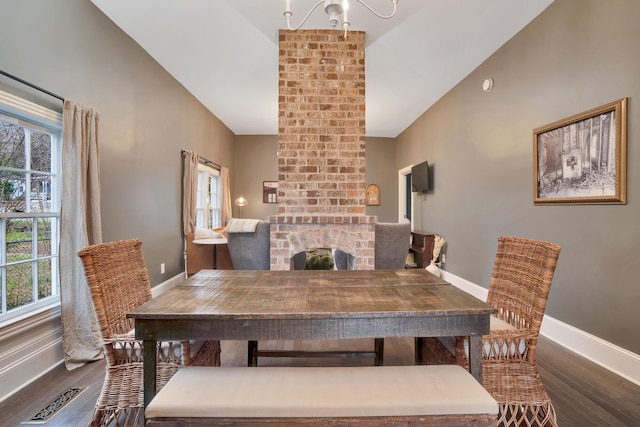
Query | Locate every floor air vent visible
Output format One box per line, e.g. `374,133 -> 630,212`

22,387 -> 87,424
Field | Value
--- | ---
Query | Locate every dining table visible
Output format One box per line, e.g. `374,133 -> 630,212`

128,268 -> 496,410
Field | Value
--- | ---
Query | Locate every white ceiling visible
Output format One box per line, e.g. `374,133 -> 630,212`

90,0 -> 554,137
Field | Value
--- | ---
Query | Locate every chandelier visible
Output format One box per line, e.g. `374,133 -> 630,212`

284,0 -> 399,33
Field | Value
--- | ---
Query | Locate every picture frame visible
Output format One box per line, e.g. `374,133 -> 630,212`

263,181 -> 278,203
365,184 -> 380,206
533,98 -> 627,205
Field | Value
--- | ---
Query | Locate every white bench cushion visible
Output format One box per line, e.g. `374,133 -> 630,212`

146,365 -> 497,419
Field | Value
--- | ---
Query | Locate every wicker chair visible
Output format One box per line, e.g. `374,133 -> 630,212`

421,236 -> 561,427
78,238 -> 221,427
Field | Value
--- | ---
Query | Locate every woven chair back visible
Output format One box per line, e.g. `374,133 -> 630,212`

78,238 -> 153,340
487,236 -> 561,339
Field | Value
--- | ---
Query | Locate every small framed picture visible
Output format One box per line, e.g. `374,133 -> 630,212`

365,184 -> 380,206
533,98 -> 627,204
263,181 -> 278,203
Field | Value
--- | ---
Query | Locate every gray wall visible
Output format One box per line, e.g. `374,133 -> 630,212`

396,0 -> 640,354
0,0 -> 235,286
232,136 -> 399,222
232,135 -> 279,221
365,137 -> 398,222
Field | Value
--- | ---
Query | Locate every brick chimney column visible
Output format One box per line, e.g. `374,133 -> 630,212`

277,29 -> 366,215
272,29 -> 375,270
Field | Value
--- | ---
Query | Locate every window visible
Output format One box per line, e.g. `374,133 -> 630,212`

195,164 -> 221,229
0,91 -> 62,324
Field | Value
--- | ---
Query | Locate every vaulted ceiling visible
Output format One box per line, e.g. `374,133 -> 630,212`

91,0 -> 554,137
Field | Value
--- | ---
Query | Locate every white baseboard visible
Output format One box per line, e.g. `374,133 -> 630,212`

441,270 -> 640,387
0,324 -> 64,402
0,273 -> 185,403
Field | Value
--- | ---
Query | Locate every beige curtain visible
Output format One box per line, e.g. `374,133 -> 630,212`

182,150 -> 198,234
60,100 -> 103,370
221,166 -> 232,225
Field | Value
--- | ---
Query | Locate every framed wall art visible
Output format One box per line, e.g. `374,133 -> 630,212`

263,181 -> 278,203
533,98 -> 627,205
366,184 -> 380,206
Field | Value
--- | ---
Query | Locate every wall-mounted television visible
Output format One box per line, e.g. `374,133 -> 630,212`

411,160 -> 430,192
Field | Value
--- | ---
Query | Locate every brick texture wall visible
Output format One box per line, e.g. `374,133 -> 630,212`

277,29 -> 366,215
270,29 -> 376,270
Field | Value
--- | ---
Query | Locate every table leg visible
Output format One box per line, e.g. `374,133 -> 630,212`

248,340 -> 258,367
213,244 -> 218,269
468,335 -> 483,384
374,338 -> 384,366
143,339 -> 157,411
414,337 -> 424,365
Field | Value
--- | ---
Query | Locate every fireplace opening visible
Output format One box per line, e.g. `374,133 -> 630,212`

292,249 -> 335,270
291,248 -> 358,270
270,217 -> 376,270
335,250 -> 355,270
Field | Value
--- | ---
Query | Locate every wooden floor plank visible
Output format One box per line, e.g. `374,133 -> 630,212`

537,336 -> 640,426
1,358 -> 105,427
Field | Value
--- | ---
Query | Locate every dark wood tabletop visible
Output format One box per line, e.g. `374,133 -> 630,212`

129,269 -> 496,409
131,269 -> 491,319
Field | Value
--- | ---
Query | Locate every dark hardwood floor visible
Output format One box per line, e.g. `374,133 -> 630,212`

1,336 -> 638,426
536,338 -> 640,426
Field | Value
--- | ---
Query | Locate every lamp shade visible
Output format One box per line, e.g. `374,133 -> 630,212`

234,196 -> 248,207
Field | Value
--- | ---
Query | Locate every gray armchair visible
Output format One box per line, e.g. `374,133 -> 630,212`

226,220 -> 271,270
374,221 -> 412,269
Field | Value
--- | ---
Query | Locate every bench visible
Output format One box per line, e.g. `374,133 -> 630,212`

146,365 -> 497,426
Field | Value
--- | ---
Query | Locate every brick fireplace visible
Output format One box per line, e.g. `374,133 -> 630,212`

270,29 -> 376,270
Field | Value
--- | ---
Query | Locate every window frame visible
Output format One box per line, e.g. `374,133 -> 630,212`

195,163 -> 221,230
0,91 -> 62,326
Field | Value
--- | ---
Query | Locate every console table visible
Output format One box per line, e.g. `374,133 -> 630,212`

409,231 -> 436,268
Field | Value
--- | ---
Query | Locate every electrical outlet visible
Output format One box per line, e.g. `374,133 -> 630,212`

160,263 -> 165,274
